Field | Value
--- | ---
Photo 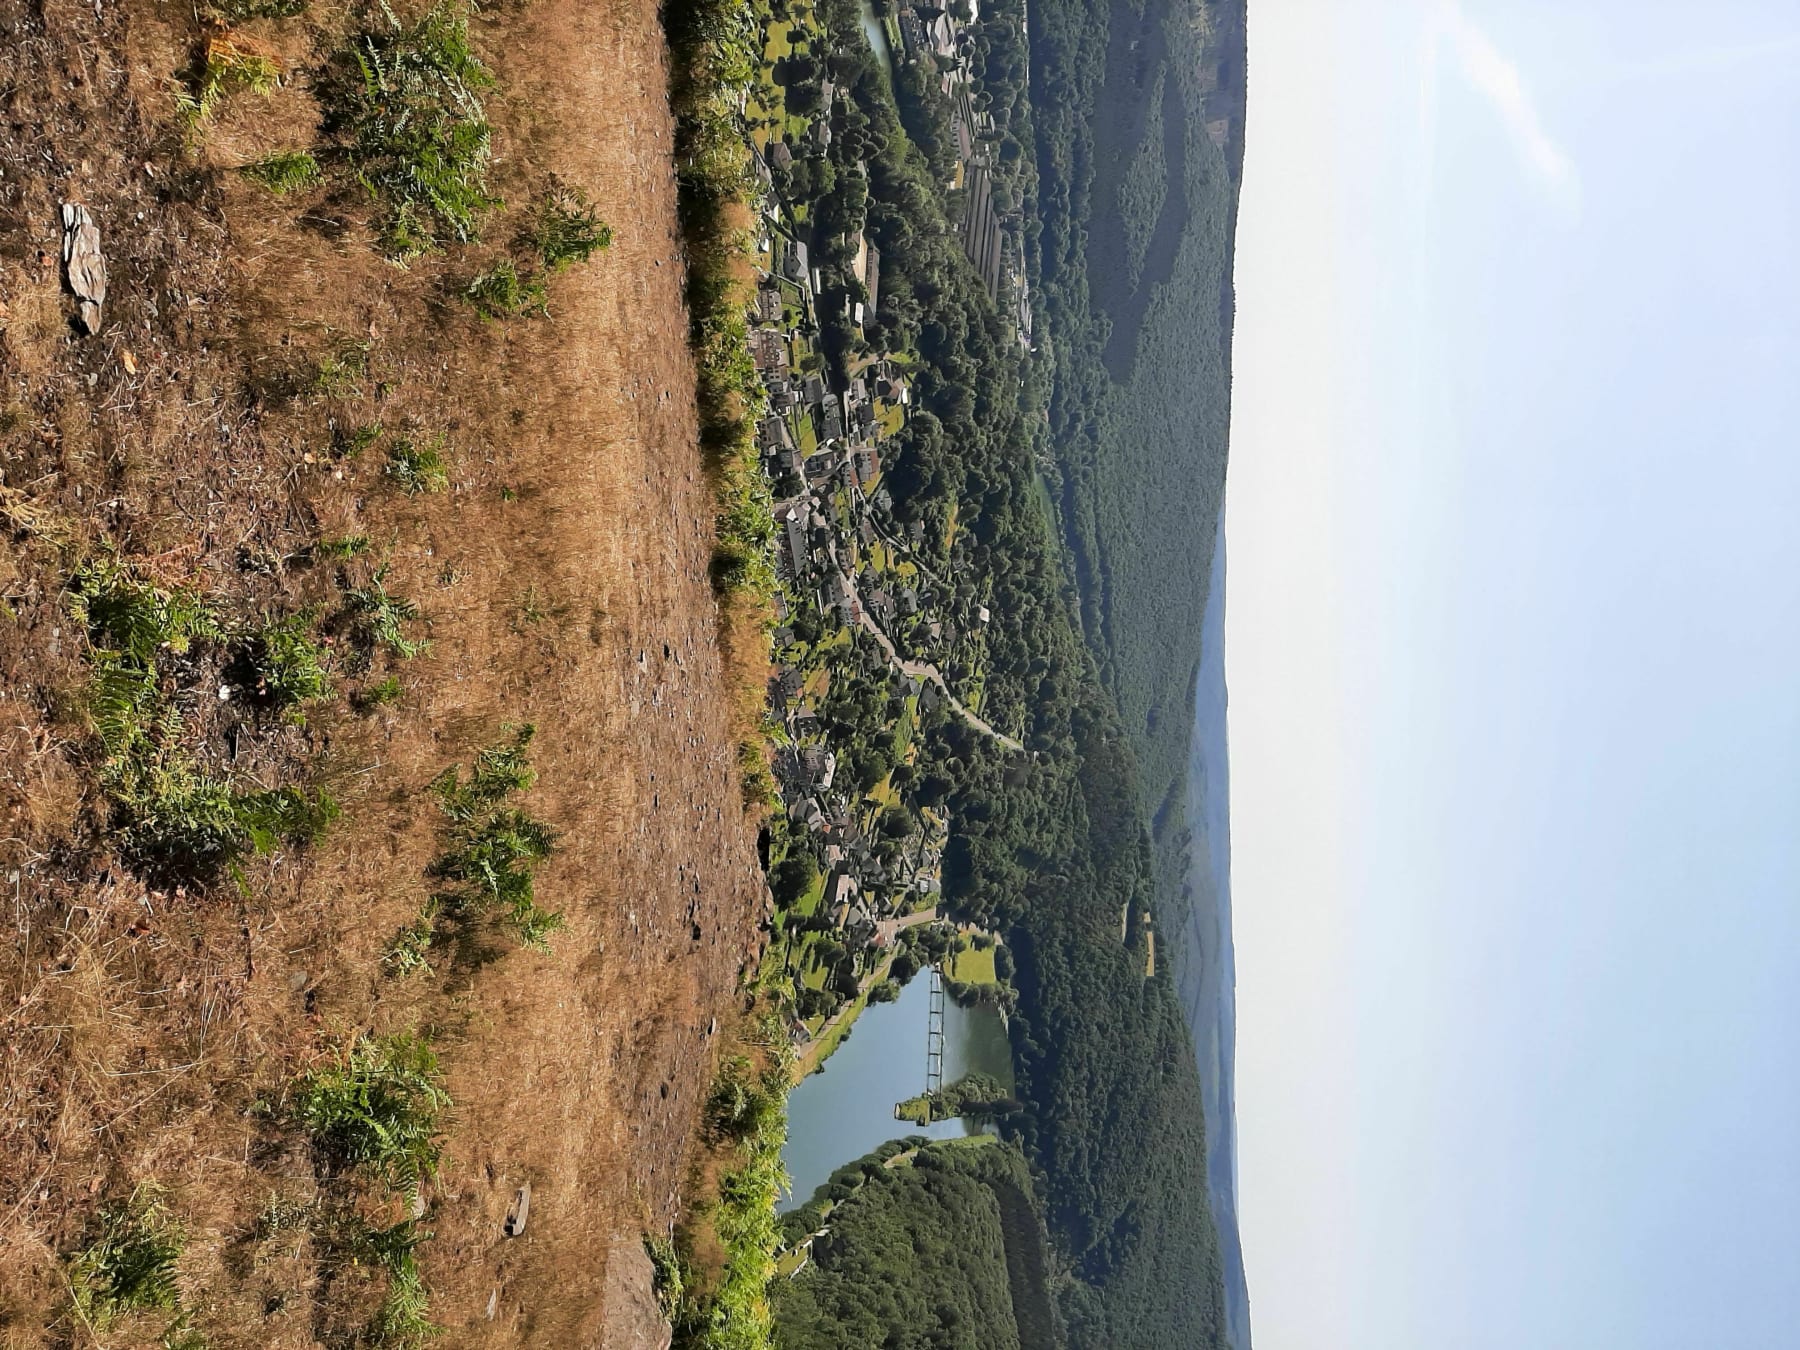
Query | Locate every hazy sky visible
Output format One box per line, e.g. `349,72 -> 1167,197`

1227,3 -> 1800,1347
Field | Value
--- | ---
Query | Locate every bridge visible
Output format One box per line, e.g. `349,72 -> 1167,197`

926,965 -> 945,1095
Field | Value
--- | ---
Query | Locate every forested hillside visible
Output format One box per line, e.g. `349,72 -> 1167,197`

1031,0 -> 1246,931
753,0 -> 1236,1343
773,1140 -> 1060,1350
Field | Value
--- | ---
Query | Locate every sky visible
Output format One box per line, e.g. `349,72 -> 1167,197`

1226,3 -> 1800,1348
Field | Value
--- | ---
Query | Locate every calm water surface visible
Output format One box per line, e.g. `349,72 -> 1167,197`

780,975 -> 1012,1208
858,0 -> 897,83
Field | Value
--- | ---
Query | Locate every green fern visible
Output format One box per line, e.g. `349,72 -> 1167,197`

68,1188 -> 184,1332
240,150 -> 322,194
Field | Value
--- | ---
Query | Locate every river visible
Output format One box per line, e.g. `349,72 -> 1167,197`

780,973 -> 1012,1208
858,0 -> 897,84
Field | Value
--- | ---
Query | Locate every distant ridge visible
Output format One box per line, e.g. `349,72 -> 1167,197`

1027,0 -> 1252,1343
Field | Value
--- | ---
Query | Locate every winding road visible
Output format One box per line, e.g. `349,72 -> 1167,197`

824,536 -> 1024,753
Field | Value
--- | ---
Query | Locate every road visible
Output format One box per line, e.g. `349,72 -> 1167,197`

823,537 -> 1025,753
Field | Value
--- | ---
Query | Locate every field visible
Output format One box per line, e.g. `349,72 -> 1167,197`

0,0 -> 764,1343
947,942 -> 998,987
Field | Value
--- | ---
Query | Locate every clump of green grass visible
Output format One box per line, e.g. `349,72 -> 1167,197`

293,1034 -> 450,1194
530,179 -> 613,271
366,1232 -> 438,1348
428,725 -> 563,948
67,1187 -> 184,1333
206,0 -> 306,19
177,37 -> 281,126
704,1054 -> 786,1145
646,1235 -> 685,1324
240,611 -> 332,710
317,533 -> 372,562
355,673 -> 405,714
313,343 -> 370,398
330,421 -> 384,459
343,566 -> 428,660
666,1044 -> 791,1350
69,560 -> 338,885
512,584 -> 565,630
327,0 -> 498,258
239,150 -> 322,194
461,259 -> 546,320
383,898 -> 438,975
385,436 -> 450,494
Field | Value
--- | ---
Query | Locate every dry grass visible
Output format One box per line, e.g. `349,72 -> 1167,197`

0,0 -> 771,1342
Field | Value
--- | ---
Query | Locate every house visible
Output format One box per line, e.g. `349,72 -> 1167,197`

826,573 -> 861,625
958,161 -> 1004,298
770,668 -> 802,704
801,746 -> 837,790
863,244 -> 881,314
853,446 -> 881,487
927,11 -> 956,58
757,416 -> 793,453
803,374 -> 826,408
852,398 -> 876,437
770,139 -> 793,171
789,796 -> 826,832
897,5 -> 928,57
750,328 -> 787,374
778,503 -> 811,576
778,446 -> 804,478
976,604 -> 991,624
756,285 -> 784,324
821,395 -> 844,442
824,871 -> 859,913
785,238 -> 810,285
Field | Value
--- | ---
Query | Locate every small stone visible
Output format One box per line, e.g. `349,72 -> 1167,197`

504,1183 -> 531,1237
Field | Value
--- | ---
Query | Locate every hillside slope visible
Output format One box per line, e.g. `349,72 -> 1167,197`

1028,0 -> 1251,1341
0,0 -> 762,1342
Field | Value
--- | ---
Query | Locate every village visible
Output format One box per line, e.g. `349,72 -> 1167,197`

743,0 -> 1027,1057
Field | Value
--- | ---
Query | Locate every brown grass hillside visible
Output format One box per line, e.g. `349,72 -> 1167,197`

0,0 -> 766,1343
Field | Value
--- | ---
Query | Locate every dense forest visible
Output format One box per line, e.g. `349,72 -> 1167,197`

762,0 -> 1238,1344
773,1141 -> 1060,1350
1029,0 -> 1245,932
